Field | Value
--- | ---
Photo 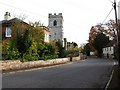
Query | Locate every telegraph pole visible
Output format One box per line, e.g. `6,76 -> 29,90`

113,0 -> 120,66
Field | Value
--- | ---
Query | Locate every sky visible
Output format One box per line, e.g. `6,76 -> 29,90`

0,0 -> 119,46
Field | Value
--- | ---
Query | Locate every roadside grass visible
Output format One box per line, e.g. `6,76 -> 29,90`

107,65 -> 120,89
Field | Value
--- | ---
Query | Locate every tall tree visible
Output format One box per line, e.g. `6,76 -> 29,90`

89,26 -> 98,51
89,20 -> 116,52
93,33 -> 110,57
29,21 -> 45,45
22,21 -> 45,61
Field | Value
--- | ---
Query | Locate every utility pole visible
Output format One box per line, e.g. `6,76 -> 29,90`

113,0 -> 120,66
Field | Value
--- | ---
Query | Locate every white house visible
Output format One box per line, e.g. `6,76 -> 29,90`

103,41 -> 115,58
103,47 -> 114,58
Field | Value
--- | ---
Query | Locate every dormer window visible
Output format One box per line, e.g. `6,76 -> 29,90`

5,27 -> 11,37
53,20 -> 57,26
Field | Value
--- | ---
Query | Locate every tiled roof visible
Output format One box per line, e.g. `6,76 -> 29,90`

1,18 -> 28,25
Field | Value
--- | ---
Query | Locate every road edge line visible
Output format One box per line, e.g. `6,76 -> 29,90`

104,60 -> 115,90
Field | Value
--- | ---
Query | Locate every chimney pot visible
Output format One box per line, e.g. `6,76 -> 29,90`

4,12 -> 11,20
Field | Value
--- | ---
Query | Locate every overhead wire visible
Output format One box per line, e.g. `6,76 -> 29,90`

102,8 -> 113,24
0,1 -> 117,25
0,2 -> 47,20
101,0 -> 119,25
109,0 -> 114,4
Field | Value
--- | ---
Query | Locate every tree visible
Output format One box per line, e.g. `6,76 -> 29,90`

72,42 -> 78,48
89,26 -> 98,51
88,20 -> 117,54
84,43 -> 91,56
93,33 -> 110,57
17,30 -> 31,54
29,21 -> 45,45
105,20 -> 120,59
56,40 -> 67,58
21,21 -> 45,61
22,39 -> 39,62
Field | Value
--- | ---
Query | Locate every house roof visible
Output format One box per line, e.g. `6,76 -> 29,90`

40,26 -> 50,32
2,18 -> 17,24
105,40 -> 116,47
1,18 -> 49,32
1,18 -> 29,26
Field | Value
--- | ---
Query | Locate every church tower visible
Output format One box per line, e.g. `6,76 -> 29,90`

48,13 -> 63,42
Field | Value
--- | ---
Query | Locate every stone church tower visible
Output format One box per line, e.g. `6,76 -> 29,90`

48,13 -> 63,42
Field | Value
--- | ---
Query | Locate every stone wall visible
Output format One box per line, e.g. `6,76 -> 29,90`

1,56 -> 80,72
72,56 -> 80,61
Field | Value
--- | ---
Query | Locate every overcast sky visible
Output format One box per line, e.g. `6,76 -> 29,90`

0,0 -> 119,46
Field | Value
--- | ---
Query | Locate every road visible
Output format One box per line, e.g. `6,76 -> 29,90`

2,57 -> 115,88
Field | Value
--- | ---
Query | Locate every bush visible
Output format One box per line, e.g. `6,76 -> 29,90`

38,43 -> 58,60
21,40 -> 39,62
2,42 -> 20,60
67,50 -> 79,57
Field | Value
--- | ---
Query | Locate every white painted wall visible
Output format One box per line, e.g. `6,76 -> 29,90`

103,46 -> 114,58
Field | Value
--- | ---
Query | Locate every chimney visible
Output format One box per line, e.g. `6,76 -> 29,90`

4,12 -> 11,20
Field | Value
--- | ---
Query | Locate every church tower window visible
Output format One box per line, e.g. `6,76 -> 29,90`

53,20 -> 57,26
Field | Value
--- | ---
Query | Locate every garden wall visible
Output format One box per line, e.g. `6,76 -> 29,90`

1,56 -> 80,72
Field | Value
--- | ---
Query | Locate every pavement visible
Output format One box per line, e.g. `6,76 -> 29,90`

2,57 -> 115,88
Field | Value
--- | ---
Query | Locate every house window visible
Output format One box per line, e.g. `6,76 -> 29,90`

5,27 -> 11,37
53,20 -> 57,26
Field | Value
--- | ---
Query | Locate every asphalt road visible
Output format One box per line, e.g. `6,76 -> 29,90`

2,57 -> 115,88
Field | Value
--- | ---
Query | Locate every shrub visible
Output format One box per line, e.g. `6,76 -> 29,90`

37,43 -> 59,60
22,40 -> 39,62
67,50 -> 79,57
2,41 -> 20,60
